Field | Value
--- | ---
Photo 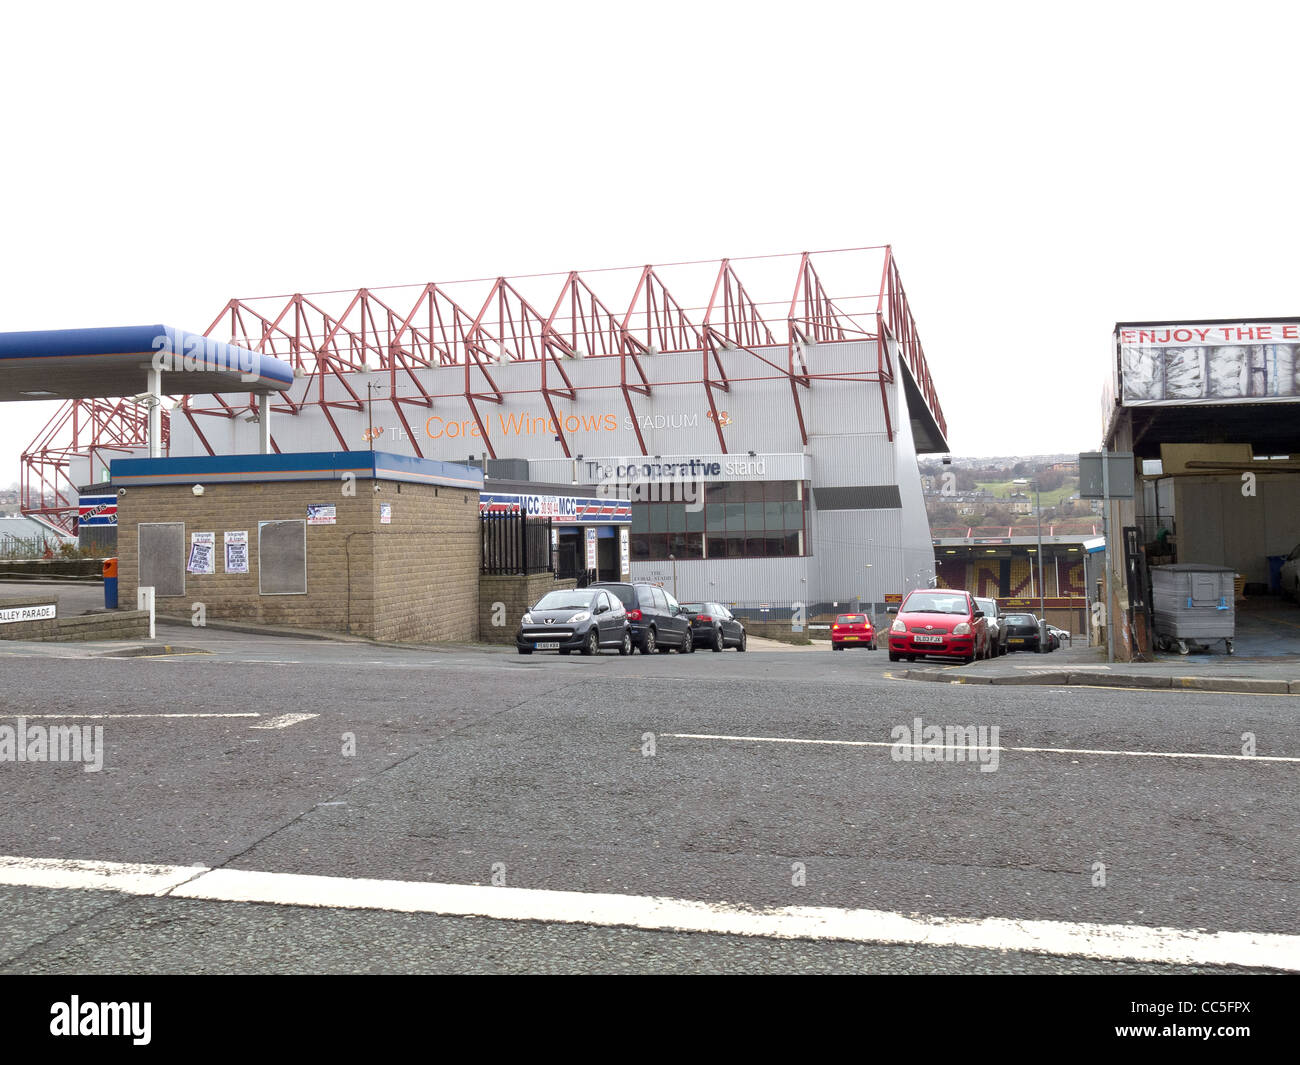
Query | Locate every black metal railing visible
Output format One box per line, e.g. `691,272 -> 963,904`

481,515 -> 554,576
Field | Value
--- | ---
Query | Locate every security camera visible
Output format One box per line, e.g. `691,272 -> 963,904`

192,485 -> 204,497
941,455 -> 953,466
117,488 -> 126,497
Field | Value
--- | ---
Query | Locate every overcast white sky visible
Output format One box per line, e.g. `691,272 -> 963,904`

3,0 -> 1298,487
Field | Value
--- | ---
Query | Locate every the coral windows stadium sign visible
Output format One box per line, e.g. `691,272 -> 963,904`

1117,320 -> 1300,406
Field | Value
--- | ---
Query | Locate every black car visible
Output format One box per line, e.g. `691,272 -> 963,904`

1001,612 -> 1041,652
589,582 -> 693,654
680,601 -> 747,652
516,587 -> 632,656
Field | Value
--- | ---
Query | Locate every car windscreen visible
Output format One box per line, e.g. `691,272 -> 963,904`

901,594 -> 969,614
680,603 -> 706,614
1004,614 -> 1035,625
533,590 -> 596,611
835,615 -> 866,623
976,600 -> 997,615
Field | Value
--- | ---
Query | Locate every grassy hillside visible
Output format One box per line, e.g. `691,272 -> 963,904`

975,480 -> 1077,508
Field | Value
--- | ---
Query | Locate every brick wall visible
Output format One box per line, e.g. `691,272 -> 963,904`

0,596 -> 150,642
116,477 -> 480,641
478,573 -> 577,644
372,482 -> 480,643
48,611 -> 150,642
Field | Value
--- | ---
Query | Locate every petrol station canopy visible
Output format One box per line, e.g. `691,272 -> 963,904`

0,324 -> 293,401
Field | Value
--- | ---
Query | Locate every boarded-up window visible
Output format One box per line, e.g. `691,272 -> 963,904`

138,522 -> 185,597
258,520 -> 307,595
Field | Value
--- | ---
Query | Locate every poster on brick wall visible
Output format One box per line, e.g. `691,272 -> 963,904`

307,504 -> 337,525
224,530 -> 249,574
187,532 -> 215,575
379,503 -> 392,525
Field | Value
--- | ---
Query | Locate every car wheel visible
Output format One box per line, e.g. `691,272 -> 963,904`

963,654 -> 975,664
618,632 -> 632,655
736,632 -> 746,652
869,641 -> 876,651
643,628 -> 656,655
832,643 -> 841,650
582,630 -> 599,656
517,647 -> 532,655
713,630 -> 724,652
559,649 -> 571,655
906,655 -> 916,662
888,652 -> 900,662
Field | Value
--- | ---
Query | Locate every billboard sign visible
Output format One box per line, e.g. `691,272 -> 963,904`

77,494 -> 118,527
478,493 -> 631,524
1117,321 -> 1300,407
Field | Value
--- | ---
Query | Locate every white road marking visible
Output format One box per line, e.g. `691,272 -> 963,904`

0,855 -> 205,895
248,713 -> 318,729
0,854 -> 1294,971
664,732 -> 1300,764
0,713 -> 260,720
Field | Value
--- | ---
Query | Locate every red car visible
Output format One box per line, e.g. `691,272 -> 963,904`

887,589 -> 989,664
830,613 -> 875,650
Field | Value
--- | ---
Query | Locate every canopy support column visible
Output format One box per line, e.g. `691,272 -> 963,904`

147,367 -> 162,459
258,392 -> 271,454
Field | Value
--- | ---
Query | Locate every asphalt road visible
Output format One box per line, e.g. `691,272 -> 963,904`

1,626 -> 1296,974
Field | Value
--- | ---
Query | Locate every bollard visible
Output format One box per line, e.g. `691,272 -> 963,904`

137,585 -> 155,640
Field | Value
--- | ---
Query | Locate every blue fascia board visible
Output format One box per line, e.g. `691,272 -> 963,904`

111,451 -> 484,490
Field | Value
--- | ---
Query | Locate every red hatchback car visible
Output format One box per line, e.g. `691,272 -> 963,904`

887,589 -> 989,664
830,613 -> 875,650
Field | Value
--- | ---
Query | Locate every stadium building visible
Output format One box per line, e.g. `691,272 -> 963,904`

20,248 -> 950,613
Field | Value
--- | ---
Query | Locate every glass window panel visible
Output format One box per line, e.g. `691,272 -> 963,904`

706,503 -> 725,531
725,502 -> 745,529
631,506 -> 649,533
667,505 -> 687,532
682,533 -> 704,559
785,532 -> 800,556
783,500 -> 802,528
706,535 -> 726,558
630,533 -> 651,561
764,501 -> 783,529
726,534 -> 745,558
705,483 -> 727,502
745,502 -> 763,527
725,482 -> 745,502
746,536 -> 765,556
649,505 -> 668,532
744,481 -> 764,501
686,506 -> 705,532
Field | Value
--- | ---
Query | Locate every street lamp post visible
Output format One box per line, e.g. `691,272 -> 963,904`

1035,481 -> 1046,650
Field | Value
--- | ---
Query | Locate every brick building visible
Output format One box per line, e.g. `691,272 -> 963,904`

111,451 -> 483,642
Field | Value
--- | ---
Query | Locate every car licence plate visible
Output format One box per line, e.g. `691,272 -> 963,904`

535,641 -> 560,650
1009,637 -> 1024,644
843,635 -> 858,640
914,634 -> 943,644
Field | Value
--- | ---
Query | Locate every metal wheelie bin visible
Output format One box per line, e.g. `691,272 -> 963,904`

1150,564 -> 1236,655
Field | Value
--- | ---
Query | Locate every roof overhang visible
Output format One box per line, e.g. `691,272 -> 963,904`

898,355 -> 949,454
0,325 -> 293,401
